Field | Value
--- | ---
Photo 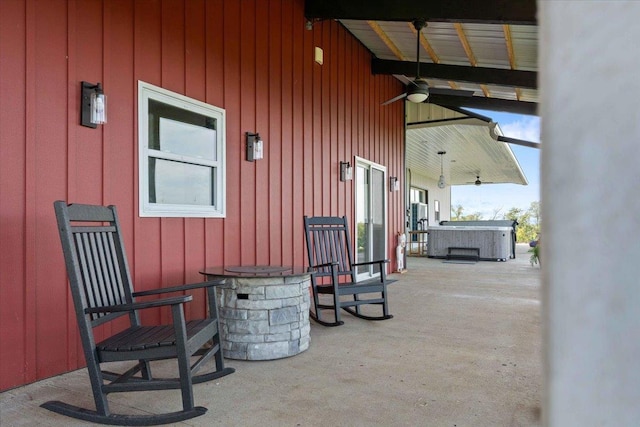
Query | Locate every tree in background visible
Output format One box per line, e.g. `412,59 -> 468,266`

504,202 -> 540,243
529,201 -> 541,226
490,207 -> 504,220
450,204 -> 483,221
451,201 -> 541,243
451,204 -> 464,221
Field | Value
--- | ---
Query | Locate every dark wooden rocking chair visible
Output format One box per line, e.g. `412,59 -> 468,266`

42,201 -> 234,425
303,216 -> 394,326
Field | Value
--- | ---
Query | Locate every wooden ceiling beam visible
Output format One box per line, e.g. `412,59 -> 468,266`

453,23 -> 492,98
503,24 -> 522,100
368,21 -> 407,60
305,0 -> 537,25
454,23 -> 477,66
503,24 -> 517,69
371,59 -> 537,88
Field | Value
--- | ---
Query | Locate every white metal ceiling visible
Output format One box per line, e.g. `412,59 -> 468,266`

406,121 -> 528,186
340,20 -> 538,103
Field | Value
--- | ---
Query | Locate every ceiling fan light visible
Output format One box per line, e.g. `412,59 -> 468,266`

437,175 -> 446,189
407,92 -> 428,103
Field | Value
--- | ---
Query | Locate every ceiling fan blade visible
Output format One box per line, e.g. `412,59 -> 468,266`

428,88 -> 475,97
381,92 -> 408,106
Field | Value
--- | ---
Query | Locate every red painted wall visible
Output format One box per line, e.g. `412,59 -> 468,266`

0,0 -> 405,391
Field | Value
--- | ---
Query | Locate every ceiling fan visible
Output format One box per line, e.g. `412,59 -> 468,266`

382,19 -> 474,106
466,175 -> 494,186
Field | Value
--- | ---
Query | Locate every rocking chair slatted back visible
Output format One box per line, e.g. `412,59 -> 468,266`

305,216 -> 355,281
56,203 -> 136,327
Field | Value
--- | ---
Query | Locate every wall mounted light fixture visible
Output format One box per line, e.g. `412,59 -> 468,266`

246,132 -> 264,161
389,176 -> 399,192
81,81 -> 107,128
340,161 -> 353,181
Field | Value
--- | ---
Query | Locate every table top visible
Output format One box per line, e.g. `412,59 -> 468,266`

200,265 -> 310,278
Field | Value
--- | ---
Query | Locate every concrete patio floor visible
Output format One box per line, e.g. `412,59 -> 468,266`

0,244 -> 541,426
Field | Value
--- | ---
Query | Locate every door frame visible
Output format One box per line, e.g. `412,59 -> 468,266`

354,156 -> 388,281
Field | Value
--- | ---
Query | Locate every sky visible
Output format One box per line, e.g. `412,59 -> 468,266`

450,110 -> 540,219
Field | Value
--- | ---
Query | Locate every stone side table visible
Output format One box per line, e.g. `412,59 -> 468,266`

200,266 -> 311,361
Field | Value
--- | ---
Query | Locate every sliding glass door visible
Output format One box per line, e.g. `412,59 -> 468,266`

355,158 -> 387,281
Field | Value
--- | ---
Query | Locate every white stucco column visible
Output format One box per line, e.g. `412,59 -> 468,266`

540,2 -> 640,425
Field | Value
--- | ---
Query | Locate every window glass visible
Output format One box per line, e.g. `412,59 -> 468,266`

158,117 -> 216,160
150,159 -> 213,205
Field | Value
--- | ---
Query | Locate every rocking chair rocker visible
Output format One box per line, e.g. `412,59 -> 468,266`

42,201 -> 234,425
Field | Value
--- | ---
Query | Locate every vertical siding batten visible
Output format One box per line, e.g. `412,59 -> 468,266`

291,0 -> 305,269
0,0 -> 29,389
133,0 -> 162,326
281,0 -> 294,266
105,0 -> 136,332
268,0 -> 283,265
23,0 -> 38,386
311,24 -> 322,218
254,0 -> 270,265
184,0 -> 207,318
321,22 -> 331,216
301,15 -> 314,226
239,0 -> 257,265
159,0 -> 186,324
34,0 -> 70,379
66,0 -> 79,370
203,0 -> 225,271
222,0 -> 241,266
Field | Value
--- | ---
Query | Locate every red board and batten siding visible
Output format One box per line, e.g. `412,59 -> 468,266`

0,0 -> 405,391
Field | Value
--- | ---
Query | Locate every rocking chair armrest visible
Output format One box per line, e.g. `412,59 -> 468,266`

84,295 -> 192,314
352,259 -> 390,267
308,261 -> 339,272
132,279 -> 225,297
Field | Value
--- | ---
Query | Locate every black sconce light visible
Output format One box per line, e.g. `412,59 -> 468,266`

340,161 -> 353,181
81,81 -> 107,128
246,132 -> 264,161
389,176 -> 399,192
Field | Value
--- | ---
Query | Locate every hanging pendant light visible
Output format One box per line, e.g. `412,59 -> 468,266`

437,151 -> 446,189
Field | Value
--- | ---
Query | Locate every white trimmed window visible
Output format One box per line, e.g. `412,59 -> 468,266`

138,81 -> 225,217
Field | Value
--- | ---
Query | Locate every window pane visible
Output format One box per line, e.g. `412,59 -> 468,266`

148,99 -> 217,160
149,158 -> 213,206
159,118 -> 216,160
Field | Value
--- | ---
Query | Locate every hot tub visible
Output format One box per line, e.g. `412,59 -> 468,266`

427,226 -> 512,261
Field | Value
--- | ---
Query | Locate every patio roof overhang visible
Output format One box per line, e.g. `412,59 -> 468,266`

406,103 -> 528,186
305,0 -> 538,116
